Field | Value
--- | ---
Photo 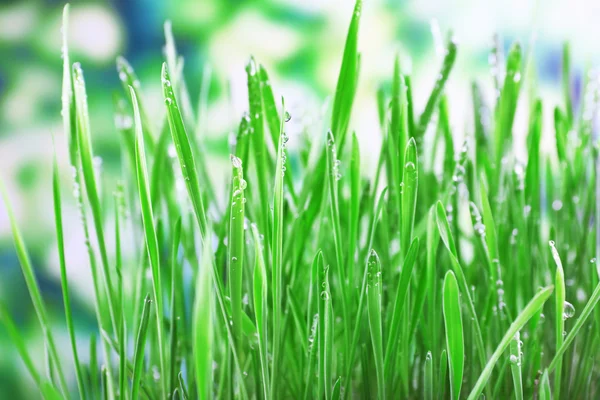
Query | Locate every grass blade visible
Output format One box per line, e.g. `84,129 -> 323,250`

467,286 -> 554,400
131,87 -> 167,397
366,250 -> 385,400
510,331 -> 524,400
193,232 -> 215,399
443,270 -> 464,400
132,295 -> 152,400
551,240 -> 565,399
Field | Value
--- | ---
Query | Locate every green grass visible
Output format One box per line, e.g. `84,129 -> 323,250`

2,1 -> 600,398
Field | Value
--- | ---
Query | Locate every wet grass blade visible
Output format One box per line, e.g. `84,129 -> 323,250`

551,240 -> 565,399
443,270 -> 464,400
424,351 -> 433,400
401,137 -> 418,257
467,286 -> 554,400
162,63 -> 208,238
366,250 -> 385,400
317,253 -> 333,400
228,155 -> 246,341
510,331 -> 523,400
549,280 -> 600,372
131,87 -> 167,397
348,132 -> 361,288
270,98 -> 286,397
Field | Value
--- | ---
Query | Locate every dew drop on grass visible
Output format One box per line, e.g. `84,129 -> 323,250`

231,155 -> 243,169
513,72 -> 521,83
405,161 -> 416,171
563,301 -> 575,319
509,354 -> 518,364
552,200 -> 563,211
320,291 -> 330,300
165,98 -> 172,105
284,111 -> 292,122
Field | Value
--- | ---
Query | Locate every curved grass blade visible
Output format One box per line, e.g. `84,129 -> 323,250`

52,150 -> 86,400
131,87 -> 167,396
228,155 -> 246,341
0,181 -> 70,398
443,270 -> 464,400
366,250 -> 385,400
193,233 -> 214,399
551,240 -> 565,399
162,63 -> 208,238
548,279 -> 600,372
131,295 -> 152,400
467,286 -> 554,400
0,301 -> 43,388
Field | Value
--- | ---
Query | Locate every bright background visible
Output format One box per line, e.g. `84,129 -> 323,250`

0,0 -> 598,395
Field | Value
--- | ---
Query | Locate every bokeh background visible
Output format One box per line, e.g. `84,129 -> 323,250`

1,0 -> 599,396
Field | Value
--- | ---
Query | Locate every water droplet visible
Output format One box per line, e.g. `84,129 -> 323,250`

513,72 -> 521,83
552,200 -> 563,211
405,161 -> 416,171
320,291 -> 330,300
510,354 -> 518,364
165,98 -> 173,105
231,256 -> 238,263
164,79 -> 172,87
284,111 -> 292,122
563,301 -> 575,319
231,155 -> 243,169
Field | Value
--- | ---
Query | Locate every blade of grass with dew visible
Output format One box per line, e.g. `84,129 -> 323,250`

443,270 -> 464,400
383,238 -> 419,381
548,279 -> 600,372
168,218 -> 183,394
0,181 -> 70,398
132,295 -> 152,400
72,63 -> 119,339
131,87 -> 167,397
510,331 -> 523,400
162,63 -> 208,238
424,351 -> 433,400
318,254 -> 333,400
366,250 -> 385,400
52,150 -> 86,400
251,224 -> 270,400
258,64 -> 297,204
467,286 -> 554,400
228,154 -> 246,342
270,98 -> 286,398
401,137 -> 418,258
415,36 -> 458,138
348,132 -> 361,289
325,130 -> 350,347
193,231 -> 214,399
551,239 -> 565,400
246,58 -> 271,238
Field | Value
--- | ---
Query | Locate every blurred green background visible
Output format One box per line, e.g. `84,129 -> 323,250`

0,0 -> 597,396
